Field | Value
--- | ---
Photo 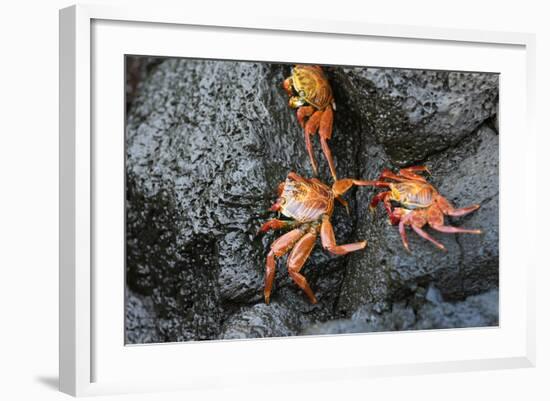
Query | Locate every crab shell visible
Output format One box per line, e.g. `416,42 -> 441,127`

389,181 -> 438,210
279,177 -> 334,223
291,65 -> 334,110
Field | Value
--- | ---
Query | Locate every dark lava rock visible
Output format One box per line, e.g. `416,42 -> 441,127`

221,290 -> 311,340
126,58 -> 361,342
221,286 -> 345,340
303,289 -> 498,335
414,289 -> 498,330
126,56 -> 164,111
430,125 -> 499,296
221,302 -> 303,340
334,67 -> 498,165
125,57 -> 499,342
125,290 -> 160,344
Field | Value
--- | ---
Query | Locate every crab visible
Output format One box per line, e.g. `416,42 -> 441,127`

283,65 -> 338,180
365,166 -> 482,251
259,172 -> 371,304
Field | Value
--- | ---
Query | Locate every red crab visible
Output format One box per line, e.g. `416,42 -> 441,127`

259,172 -> 371,304
283,65 -> 338,180
366,166 -> 482,251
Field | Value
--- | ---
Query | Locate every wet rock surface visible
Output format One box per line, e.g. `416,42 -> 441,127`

125,57 -> 499,343
334,68 -> 498,165
125,290 -> 161,344
303,289 -> 498,335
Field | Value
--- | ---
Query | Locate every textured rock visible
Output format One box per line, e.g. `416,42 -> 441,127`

222,303 -> 303,339
125,57 -> 499,342
125,290 -> 160,344
126,176 -> 223,342
334,67 -> 498,165
430,125 -> 499,296
415,289 -> 498,330
303,289 -> 498,335
220,291 -> 309,340
126,56 -> 164,112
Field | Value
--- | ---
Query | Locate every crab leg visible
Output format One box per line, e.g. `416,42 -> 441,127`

304,110 -> 323,176
430,224 -> 482,235
304,131 -> 318,176
319,107 -> 337,180
442,204 -> 481,217
331,178 -> 382,197
320,215 -> 367,255
287,231 -> 319,304
363,180 -> 393,188
319,107 -> 334,140
398,219 -> 410,252
402,165 -> 430,173
411,224 -> 446,250
259,219 -> 297,233
287,171 -> 309,183
296,106 -> 315,128
265,228 -> 305,304
435,195 -> 481,217
320,136 -> 337,181
378,169 -> 411,182
347,179 -> 380,186
336,196 -> 350,215
398,166 -> 430,182
445,205 -> 480,217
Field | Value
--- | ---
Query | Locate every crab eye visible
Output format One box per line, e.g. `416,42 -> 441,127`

299,90 -> 306,98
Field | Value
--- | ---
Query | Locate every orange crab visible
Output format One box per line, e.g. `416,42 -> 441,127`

259,172 -> 371,304
366,166 -> 482,252
283,65 -> 338,180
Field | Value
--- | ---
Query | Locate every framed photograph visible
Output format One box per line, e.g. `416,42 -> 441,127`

59,4 -> 536,397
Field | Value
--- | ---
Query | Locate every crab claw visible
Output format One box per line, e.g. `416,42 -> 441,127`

282,77 -> 294,97
259,219 -> 286,234
289,97 -> 306,108
269,198 -> 282,212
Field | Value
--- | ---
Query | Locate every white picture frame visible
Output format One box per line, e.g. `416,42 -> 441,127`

59,3 -> 536,397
